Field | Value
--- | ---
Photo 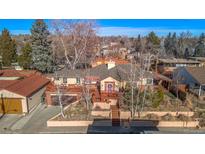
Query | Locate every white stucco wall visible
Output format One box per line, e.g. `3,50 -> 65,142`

27,87 -> 46,111
53,77 -> 83,85
67,78 -> 77,84
137,78 -> 153,86
100,77 -> 120,91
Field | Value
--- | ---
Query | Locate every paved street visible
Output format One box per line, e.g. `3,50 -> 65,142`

87,126 -> 205,134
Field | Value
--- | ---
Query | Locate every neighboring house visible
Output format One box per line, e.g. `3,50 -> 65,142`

46,61 -> 154,103
0,70 -> 50,114
173,67 -> 205,100
188,57 -> 205,67
91,57 -> 129,68
157,58 -> 200,78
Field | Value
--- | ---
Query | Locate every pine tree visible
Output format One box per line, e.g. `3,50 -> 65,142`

147,31 -> 160,45
164,32 -> 172,53
146,31 -> 160,54
31,19 -> 55,73
184,48 -> 190,59
194,33 -> 205,57
164,32 -> 178,57
18,42 -> 32,69
134,35 -> 142,52
171,33 -> 178,57
0,29 -> 17,66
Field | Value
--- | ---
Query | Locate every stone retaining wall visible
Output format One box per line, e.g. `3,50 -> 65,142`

120,111 -> 194,119
90,110 -> 194,119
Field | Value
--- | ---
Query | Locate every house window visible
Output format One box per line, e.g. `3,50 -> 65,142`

76,77 -> 80,84
146,78 -> 153,85
54,77 -> 60,80
63,77 -> 67,84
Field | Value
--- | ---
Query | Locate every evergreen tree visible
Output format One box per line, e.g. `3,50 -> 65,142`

171,33 -> 178,57
184,48 -> 190,59
18,42 -> 32,69
31,19 -> 55,73
146,31 -> 160,54
178,32 -> 192,58
152,87 -> 164,108
164,32 -> 172,53
164,32 -> 178,57
194,33 -> 205,57
133,35 -> 142,53
147,31 -> 160,45
0,29 -> 17,66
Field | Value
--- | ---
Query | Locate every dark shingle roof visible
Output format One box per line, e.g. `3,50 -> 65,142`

185,67 -> 205,85
56,63 -> 153,81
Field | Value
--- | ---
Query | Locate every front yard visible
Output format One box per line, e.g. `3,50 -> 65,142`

52,101 -> 107,121
120,90 -> 191,112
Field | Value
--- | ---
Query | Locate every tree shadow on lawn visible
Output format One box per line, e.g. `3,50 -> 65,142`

87,119 -> 159,134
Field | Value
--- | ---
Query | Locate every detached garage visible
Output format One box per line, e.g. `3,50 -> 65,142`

0,98 -> 22,114
0,74 -> 50,114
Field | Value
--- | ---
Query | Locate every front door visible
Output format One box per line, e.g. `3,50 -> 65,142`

105,82 -> 114,93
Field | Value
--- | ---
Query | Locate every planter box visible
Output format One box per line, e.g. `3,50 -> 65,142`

120,111 -> 194,119
91,110 -> 110,117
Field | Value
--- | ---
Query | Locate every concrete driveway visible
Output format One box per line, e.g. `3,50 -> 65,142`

0,114 -> 23,133
0,104 -> 61,134
18,105 -> 61,133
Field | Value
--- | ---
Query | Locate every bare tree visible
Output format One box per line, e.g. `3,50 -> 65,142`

120,53 -> 149,118
55,70 -> 66,118
51,20 -> 99,112
51,20 -> 99,69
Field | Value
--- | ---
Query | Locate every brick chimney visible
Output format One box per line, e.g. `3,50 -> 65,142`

107,60 -> 115,69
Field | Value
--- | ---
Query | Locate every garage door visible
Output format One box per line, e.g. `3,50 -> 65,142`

0,98 -> 22,114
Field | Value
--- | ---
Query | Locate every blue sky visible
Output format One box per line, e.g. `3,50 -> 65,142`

1,19 -> 205,36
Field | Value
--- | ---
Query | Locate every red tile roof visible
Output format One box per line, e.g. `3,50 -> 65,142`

0,80 -> 19,90
0,70 -> 40,77
5,74 -> 50,97
92,57 -> 129,66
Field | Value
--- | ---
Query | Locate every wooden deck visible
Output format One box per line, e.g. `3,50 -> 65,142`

92,91 -> 119,102
46,83 -> 120,103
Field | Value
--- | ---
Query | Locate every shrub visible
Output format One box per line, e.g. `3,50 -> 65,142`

161,113 -> 175,121
152,88 -> 164,108
199,119 -> 205,127
176,114 -> 190,121
192,111 -> 205,119
144,113 -> 160,120
165,92 -> 176,99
